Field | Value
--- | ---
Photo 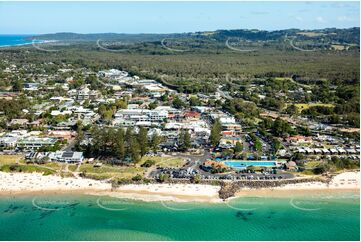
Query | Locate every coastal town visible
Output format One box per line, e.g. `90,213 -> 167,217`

0,1 -> 360,241
0,61 -> 359,193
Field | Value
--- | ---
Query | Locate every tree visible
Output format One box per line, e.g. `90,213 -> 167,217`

158,173 -> 169,183
148,101 -> 158,110
115,99 -> 127,109
210,118 -> 222,146
189,96 -> 201,106
234,141 -> 243,153
254,140 -> 262,152
137,127 -> 149,157
141,160 -> 156,167
114,128 -> 125,160
273,139 -> 282,153
129,137 -> 141,162
150,133 -> 161,153
179,130 -> 191,151
172,96 -> 186,109
285,104 -> 298,116
132,174 -> 143,181
12,80 -> 23,92
191,174 -> 201,184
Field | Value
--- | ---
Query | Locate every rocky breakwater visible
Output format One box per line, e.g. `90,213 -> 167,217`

218,177 -> 328,200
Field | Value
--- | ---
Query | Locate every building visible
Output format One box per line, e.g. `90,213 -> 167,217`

17,137 -> 57,150
9,119 -> 29,127
0,136 -> 18,149
49,151 -> 84,163
23,83 -> 40,91
115,109 -> 168,122
77,86 -> 100,100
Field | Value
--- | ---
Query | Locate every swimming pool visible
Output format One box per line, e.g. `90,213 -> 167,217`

224,160 -> 277,169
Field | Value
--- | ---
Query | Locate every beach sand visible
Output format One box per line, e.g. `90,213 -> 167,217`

0,171 -> 359,202
233,171 -> 360,198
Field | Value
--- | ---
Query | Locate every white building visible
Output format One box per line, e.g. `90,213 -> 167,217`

49,151 -> 84,163
115,109 -> 168,122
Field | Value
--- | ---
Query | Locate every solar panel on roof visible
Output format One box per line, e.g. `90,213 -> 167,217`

62,152 -> 74,158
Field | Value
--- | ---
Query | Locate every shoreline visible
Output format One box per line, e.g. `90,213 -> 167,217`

0,171 -> 359,203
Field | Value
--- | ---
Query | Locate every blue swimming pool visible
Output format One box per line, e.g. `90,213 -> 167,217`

224,160 -> 277,169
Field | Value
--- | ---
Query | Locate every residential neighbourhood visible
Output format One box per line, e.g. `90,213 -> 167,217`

0,64 -> 359,182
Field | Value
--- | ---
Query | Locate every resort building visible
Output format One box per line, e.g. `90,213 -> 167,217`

17,137 -> 57,150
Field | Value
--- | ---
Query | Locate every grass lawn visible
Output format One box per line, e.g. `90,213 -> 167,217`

68,164 -> 78,172
0,155 -> 61,175
40,162 -> 63,170
79,163 -> 146,180
0,164 -> 56,175
0,155 -> 24,165
294,103 -> 335,112
139,156 -> 186,168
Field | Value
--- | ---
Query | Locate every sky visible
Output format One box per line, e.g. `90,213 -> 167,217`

0,1 -> 359,34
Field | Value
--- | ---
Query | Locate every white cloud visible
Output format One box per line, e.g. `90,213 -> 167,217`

295,16 -> 303,22
316,16 -> 326,23
337,16 -> 353,22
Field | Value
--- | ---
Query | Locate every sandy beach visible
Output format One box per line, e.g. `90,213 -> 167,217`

234,171 -> 360,198
0,171 -> 359,202
0,172 -> 111,194
91,184 -> 222,203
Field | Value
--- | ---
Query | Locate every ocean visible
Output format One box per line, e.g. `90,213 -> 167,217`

0,191 -> 359,240
0,35 -> 38,47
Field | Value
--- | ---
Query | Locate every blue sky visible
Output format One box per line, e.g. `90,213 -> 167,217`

0,1 -> 359,34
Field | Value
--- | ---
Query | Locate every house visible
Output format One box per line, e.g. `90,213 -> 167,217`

192,106 -> 211,114
329,148 -> 338,155
48,130 -> 75,140
17,137 -> 57,150
0,136 -> 18,149
219,136 -> 242,148
219,116 -> 236,124
346,148 -> 357,154
322,148 -> 330,155
98,69 -> 128,78
286,135 -> 312,144
77,86 -> 100,100
51,110 -> 72,116
222,123 -> 242,134
183,111 -> 201,120
23,83 -> 40,91
336,148 -> 346,154
8,119 -> 29,128
49,151 -> 84,163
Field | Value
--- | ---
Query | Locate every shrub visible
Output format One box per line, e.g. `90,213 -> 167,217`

141,159 -> 156,167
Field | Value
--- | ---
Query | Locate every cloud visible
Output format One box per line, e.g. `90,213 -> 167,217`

250,11 -> 270,15
316,16 -> 326,23
295,16 -> 303,22
337,16 -> 354,22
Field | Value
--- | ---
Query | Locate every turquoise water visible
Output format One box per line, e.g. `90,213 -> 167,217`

224,161 -> 276,168
0,35 -> 41,47
0,192 -> 359,240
